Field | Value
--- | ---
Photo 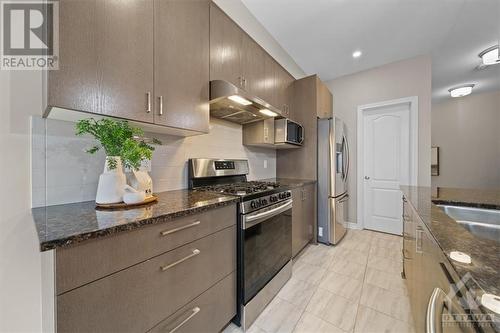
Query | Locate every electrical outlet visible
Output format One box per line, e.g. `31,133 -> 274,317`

263,160 -> 268,169
141,159 -> 152,172
318,227 -> 323,237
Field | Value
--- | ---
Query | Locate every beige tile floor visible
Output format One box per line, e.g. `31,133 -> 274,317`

223,229 -> 415,333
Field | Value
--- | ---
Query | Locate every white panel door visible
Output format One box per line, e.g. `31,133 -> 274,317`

363,104 -> 410,235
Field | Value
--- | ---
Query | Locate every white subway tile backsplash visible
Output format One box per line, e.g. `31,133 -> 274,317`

31,117 -> 276,207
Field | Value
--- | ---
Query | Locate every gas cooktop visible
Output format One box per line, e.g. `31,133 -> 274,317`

195,181 -> 281,197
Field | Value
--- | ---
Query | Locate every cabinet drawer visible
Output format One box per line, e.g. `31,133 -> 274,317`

149,272 -> 236,333
56,204 -> 236,294
57,226 -> 236,333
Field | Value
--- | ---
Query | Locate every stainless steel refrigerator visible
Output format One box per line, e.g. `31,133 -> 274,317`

317,117 -> 350,245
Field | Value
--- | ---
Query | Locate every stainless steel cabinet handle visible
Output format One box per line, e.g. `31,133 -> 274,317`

146,92 -> 151,113
402,248 -> 411,260
160,221 -> 201,236
160,249 -> 200,271
416,227 -> 424,253
159,96 -> 163,116
426,288 -> 446,333
167,307 -> 201,333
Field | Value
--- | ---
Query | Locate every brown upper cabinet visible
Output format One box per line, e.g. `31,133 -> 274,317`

154,0 -> 210,133
317,78 -> 333,119
210,3 -> 294,117
47,0 -> 209,134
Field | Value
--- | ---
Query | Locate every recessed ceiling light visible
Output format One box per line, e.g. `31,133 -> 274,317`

352,50 -> 362,58
448,84 -> 475,98
259,109 -> 278,117
478,45 -> 499,66
228,95 -> 252,106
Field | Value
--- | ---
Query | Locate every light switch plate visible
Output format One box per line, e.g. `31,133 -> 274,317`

318,227 -> 323,237
263,160 -> 268,169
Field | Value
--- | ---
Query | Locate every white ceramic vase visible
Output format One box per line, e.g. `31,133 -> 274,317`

95,156 -> 126,204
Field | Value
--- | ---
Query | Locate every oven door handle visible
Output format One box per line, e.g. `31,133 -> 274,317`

243,200 -> 293,229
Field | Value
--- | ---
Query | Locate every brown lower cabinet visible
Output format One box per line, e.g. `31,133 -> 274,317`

292,184 -> 316,257
56,205 -> 237,333
149,272 -> 236,333
403,197 -> 482,333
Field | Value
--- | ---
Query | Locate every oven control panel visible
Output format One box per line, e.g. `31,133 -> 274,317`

242,190 -> 292,214
214,161 -> 235,170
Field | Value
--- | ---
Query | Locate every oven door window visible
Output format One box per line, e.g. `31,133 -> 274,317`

243,208 -> 292,304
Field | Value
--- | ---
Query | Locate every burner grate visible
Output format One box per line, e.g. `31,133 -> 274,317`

195,181 -> 281,196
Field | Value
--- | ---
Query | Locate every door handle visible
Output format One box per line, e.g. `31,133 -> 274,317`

364,176 -> 370,180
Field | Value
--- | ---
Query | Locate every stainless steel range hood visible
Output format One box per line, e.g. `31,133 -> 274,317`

209,80 -> 282,124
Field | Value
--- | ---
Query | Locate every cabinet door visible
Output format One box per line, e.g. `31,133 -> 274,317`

154,0 -> 209,133
316,79 -> 333,119
302,184 -> 315,242
48,0 -> 99,113
291,187 -> 304,258
210,3 -> 243,88
282,71 -> 295,119
263,55 -> 279,109
241,35 -> 265,96
98,0 -> 154,123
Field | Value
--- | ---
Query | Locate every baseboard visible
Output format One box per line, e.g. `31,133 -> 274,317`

346,222 -> 363,230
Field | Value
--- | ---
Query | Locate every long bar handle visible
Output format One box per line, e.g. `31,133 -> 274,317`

168,307 -> 201,333
426,288 -> 445,333
160,249 -> 200,272
160,221 -> 200,236
146,92 -> 151,113
159,96 -> 163,115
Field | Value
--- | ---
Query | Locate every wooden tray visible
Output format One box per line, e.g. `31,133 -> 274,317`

96,195 -> 158,210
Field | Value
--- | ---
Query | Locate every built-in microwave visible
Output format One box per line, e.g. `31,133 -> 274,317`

275,119 -> 304,146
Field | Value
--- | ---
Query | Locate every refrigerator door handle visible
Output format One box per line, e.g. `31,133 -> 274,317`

343,134 -> 350,181
329,119 -> 335,197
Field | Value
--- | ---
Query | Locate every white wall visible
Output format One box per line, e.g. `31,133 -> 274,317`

213,0 -> 306,79
325,55 -> 432,225
432,90 -> 500,189
0,71 -> 43,332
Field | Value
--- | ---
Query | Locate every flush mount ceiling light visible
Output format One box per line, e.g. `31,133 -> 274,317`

448,84 -> 475,98
478,45 -> 499,66
228,95 -> 252,106
259,109 -> 278,117
352,50 -> 362,58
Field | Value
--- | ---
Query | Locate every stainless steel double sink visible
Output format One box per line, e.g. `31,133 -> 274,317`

437,205 -> 500,242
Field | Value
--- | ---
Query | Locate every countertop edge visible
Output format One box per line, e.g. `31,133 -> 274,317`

400,186 -> 500,298
37,196 -> 240,252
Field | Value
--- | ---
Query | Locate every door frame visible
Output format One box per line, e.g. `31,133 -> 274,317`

356,96 -> 418,229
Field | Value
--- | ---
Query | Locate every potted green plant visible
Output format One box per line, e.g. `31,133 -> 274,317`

75,118 -> 161,204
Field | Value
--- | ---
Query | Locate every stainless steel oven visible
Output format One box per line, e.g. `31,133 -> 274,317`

239,192 -> 292,330
188,158 -> 293,331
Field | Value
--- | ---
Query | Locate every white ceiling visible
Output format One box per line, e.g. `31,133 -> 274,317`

241,0 -> 500,102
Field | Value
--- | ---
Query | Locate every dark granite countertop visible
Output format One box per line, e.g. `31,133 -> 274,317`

32,190 -> 239,251
401,186 -> 500,298
259,178 -> 317,189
